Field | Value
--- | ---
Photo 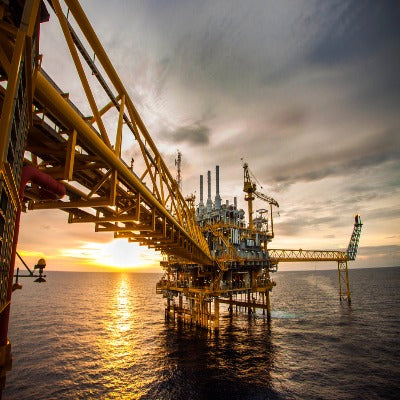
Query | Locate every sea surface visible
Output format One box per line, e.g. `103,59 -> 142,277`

2,267 -> 400,399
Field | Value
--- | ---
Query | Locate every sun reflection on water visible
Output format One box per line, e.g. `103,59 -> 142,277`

115,276 -> 132,335
96,274 -> 138,398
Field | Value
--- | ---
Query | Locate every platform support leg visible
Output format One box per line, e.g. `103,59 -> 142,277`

214,298 -> 219,332
338,261 -> 351,303
266,290 -> 271,321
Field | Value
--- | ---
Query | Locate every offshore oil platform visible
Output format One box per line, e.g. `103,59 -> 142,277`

156,163 -> 362,331
0,0 -> 362,380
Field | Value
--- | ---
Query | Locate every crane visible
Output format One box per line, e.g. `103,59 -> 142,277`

242,160 -> 279,231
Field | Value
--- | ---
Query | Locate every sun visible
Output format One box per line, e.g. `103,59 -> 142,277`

61,239 -> 161,270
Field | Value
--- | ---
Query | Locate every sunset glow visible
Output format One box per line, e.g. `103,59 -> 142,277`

60,240 -> 162,271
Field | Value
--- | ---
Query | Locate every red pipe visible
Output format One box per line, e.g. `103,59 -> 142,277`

19,165 -> 66,200
0,166 -> 65,346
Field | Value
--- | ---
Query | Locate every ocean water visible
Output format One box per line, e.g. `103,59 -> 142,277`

2,267 -> 400,400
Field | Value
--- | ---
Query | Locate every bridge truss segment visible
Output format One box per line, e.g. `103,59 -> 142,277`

268,248 -> 352,302
4,0 -> 211,265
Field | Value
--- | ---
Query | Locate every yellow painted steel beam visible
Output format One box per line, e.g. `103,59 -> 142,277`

34,72 -> 212,265
115,94 -> 125,157
29,197 -> 112,210
63,0 -> 207,254
0,163 -> 22,210
0,30 -> 25,163
51,0 -> 112,149
95,224 -> 155,233
268,249 -> 348,262
86,169 -> 112,198
0,41 -> 11,72
64,129 -> 77,180
88,94 -> 121,124
32,162 -> 106,179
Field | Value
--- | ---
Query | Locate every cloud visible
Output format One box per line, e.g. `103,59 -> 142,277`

275,215 -> 338,237
269,128 -> 400,185
271,106 -> 308,131
307,1 -> 400,66
358,245 -> 400,256
164,123 -> 211,146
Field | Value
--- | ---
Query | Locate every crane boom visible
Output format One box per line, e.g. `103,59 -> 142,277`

254,191 -> 279,208
242,161 -> 279,229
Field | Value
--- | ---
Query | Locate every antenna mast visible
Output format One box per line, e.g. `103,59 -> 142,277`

175,150 -> 182,192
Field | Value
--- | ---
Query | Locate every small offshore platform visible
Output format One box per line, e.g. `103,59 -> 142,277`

0,0 -> 362,383
156,163 -> 362,331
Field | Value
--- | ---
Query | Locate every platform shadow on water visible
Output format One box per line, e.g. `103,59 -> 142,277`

142,316 -> 283,400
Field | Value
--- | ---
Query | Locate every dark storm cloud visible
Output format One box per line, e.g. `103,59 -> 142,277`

307,1 -> 400,117
308,1 -> 400,65
165,123 -> 211,146
271,128 -> 400,184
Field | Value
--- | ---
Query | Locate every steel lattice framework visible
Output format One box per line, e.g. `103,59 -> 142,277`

268,249 -> 348,262
1,0 -> 212,267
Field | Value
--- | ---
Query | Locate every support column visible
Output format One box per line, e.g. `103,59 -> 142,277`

214,298 -> 219,332
196,298 -> 200,327
178,294 -> 183,321
262,292 -> 265,315
338,261 -> 351,303
190,298 -> 194,326
266,290 -> 271,321
166,298 -> 171,320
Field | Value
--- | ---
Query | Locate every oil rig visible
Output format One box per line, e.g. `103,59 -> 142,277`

156,163 -> 362,331
0,0 -> 361,379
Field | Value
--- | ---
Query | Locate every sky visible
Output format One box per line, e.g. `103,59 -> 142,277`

17,0 -> 400,272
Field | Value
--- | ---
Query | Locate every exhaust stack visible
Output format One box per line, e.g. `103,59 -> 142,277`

215,165 -> 222,210
198,175 -> 204,216
206,170 -> 212,212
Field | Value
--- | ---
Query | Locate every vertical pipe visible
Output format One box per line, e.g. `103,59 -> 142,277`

207,171 -> 211,200
179,294 -> 183,321
166,298 -> 171,320
262,292 -> 265,315
270,203 -> 274,237
337,262 -> 342,301
215,165 -> 221,210
216,166 -> 219,196
198,175 -> 204,217
266,291 -> 271,321
200,175 -> 204,204
206,170 -> 212,212
345,261 -> 351,303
